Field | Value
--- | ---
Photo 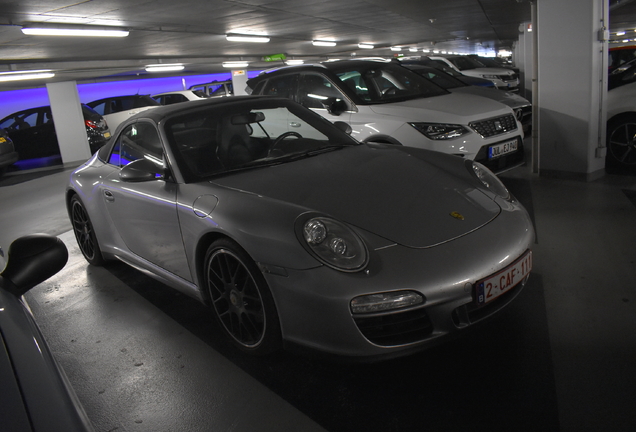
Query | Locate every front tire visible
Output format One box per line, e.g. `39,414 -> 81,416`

70,195 -> 105,266
204,239 -> 282,355
607,115 -> 636,169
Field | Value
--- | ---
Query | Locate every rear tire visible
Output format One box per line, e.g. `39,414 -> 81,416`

204,238 -> 282,355
70,195 -> 105,266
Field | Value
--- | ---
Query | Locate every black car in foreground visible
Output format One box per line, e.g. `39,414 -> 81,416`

0,234 -> 95,431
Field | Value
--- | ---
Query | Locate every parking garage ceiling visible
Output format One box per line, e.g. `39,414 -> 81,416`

0,0 -> 635,90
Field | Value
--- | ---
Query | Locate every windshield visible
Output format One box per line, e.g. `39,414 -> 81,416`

165,99 -> 358,181
407,66 -> 466,90
329,62 -> 447,104
447,56 -> 486,71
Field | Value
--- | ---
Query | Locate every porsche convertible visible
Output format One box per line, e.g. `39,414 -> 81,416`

66,96 -> 534,359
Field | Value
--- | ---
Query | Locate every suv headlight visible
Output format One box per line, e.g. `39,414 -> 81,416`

410,123 -> 469,140
481,74 -> 500,79
296,216 -> 368,272
468,161 -> 510,199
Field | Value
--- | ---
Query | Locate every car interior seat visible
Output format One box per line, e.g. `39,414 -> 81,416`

217,116 -> 252,168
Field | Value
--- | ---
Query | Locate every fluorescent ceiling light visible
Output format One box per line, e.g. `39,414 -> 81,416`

358,43 -> 374,49
409,47 -> 418,52
285,59 -> 304,65
616,31 -> 626,36
390,46 -> 402,51
226,34 -> 270,43
0,70 -> 55,82
145,64 -> 184,72
223,61 -> 250,68
22,27 -> 129,37
313,40 -> 336,47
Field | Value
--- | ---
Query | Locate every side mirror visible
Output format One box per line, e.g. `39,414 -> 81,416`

334,121 -> 352,135
120,158 -> 165,182
0,234 -> 68,297
320,98 -> 348,116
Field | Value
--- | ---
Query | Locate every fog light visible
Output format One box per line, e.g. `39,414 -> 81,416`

351,291 -> 424,314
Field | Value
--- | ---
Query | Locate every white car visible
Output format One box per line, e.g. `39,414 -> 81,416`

429,55 -> 520,91
404,64 -> 532,133
606,70 -> 636,169
247,60 -> 525,174
152,90 -> 209,105
87,95 -> 160,133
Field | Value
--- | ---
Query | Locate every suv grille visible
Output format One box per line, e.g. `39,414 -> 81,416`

469,114 -> 517,138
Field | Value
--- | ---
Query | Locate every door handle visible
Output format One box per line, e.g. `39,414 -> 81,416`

289,122 -> 301,128
104,190 -> 115,202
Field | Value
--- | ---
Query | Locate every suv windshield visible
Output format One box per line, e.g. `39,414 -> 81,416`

328,62 -> 447,104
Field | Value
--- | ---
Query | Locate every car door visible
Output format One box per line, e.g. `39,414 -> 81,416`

101,120 -> 191,280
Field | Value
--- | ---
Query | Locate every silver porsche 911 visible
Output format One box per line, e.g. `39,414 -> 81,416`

66,96 -> 534,359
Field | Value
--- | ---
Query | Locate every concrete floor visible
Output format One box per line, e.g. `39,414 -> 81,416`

1,160 -> 635,432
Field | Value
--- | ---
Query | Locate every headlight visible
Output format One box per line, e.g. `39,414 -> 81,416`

481,74 -> 500,79
297,216 -> 368,271
469,161 -> 510,199
410,123 -> 469,140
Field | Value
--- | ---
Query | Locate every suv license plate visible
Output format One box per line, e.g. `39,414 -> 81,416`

488,139 -> 518,159
475,250 -> 532,306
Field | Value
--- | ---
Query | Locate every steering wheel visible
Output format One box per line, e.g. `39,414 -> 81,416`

269,131 -> 302,156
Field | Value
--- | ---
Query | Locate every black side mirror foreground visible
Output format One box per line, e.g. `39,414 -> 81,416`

119,158 -> 166,182
0,234 -> 68,297
334,121 -> 352,135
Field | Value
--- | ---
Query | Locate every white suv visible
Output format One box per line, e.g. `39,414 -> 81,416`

246,60 -> 525,173
429,55 -> 520,91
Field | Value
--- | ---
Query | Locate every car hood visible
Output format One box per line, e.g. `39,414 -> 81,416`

211,145 -> 500,248
366,92 -> 511,122
450,86 -> 530,110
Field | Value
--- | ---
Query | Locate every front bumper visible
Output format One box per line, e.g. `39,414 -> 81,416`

263,197 -> 535,359
0,150 -> 19,169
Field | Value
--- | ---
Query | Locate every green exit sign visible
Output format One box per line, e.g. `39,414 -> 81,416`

262,53 -> 287,62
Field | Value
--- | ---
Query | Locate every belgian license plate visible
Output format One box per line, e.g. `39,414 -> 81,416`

475,251 -> 532,306
488,139 -> 518,159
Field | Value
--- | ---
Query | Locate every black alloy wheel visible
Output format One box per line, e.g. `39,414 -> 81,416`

70,195 -> 105,266
205,239 -> 281,355
607,116 -> 636,168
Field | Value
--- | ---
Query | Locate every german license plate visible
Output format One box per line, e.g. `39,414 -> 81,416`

475,250 -> 532,306
488,139 -> 518,159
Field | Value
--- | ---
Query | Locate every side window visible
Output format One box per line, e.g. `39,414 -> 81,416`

338,72 -> 371,102
108,122 -> 163,168
297,74 -> 346,109
0,111 -> 37,131
165,94 -> 188,104
90,102 -> 106,116
261,74 -> 297,99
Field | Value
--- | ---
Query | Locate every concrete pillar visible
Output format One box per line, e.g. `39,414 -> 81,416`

46,81 -> 91,164
515,22 -> 534,101
231,70 -> 248,96
536,0 -> 608,180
